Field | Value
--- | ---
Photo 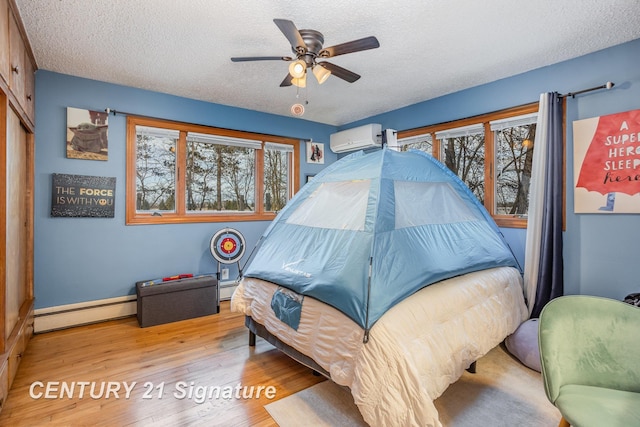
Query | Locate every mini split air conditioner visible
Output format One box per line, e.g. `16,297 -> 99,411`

329,123 -> 382,153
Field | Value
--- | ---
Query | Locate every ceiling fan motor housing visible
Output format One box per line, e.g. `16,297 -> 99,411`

296,29 -> 325,67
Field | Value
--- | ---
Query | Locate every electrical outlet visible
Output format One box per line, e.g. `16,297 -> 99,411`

221,268 -> 229,280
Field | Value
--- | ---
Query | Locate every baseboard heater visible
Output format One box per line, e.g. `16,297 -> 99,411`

34,281 -> 238,333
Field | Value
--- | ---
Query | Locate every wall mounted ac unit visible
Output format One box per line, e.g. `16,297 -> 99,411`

329,123 -> 382,153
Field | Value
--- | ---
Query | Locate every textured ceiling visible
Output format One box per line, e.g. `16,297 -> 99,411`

14,0 -> 640,126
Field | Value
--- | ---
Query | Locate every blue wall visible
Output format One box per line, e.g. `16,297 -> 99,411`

34,38 -> 640,309
34,72 -> 336,308
351,38 -> 640,300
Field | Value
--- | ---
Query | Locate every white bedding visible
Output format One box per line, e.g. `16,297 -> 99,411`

231,266 -> 528,427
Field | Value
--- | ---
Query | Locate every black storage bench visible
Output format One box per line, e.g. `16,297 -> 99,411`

136,275 -> 218,327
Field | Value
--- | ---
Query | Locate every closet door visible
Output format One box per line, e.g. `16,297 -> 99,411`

5,107 -> 28,340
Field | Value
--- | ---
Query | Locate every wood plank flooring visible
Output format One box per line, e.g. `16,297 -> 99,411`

0,301 -> 325,426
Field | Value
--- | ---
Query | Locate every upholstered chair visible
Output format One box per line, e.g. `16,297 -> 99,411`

538,295 -> 640,427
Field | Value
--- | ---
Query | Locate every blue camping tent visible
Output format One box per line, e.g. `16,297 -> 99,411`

245,148 -> 519,336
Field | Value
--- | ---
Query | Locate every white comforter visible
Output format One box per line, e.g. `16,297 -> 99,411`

231,266 -> 528,426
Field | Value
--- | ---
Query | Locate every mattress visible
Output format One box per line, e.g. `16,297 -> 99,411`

231,266 -> 528,427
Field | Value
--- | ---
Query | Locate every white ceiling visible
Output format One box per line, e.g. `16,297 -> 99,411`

14,0 -> 640,126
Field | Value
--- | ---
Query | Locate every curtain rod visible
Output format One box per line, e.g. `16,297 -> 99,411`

104,108 -> 226,130
103,108 -> 309,142
105,108 -> 154,118
560,81 -> 614,98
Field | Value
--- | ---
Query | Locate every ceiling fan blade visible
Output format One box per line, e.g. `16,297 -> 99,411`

231,56 -> 292,62
319,36 -> 380,58
273,19 -> 307,54
318,62 -> 360,83
280,73 -> 293,87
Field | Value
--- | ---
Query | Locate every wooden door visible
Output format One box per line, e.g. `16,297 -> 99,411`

5,107 -> 28,340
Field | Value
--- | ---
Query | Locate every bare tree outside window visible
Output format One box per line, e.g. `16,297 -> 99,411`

400,134 -> 433,155
185,140 -> 218,211
185,142 -> 255,212
221,147 -> 255,211
441,134 -> 485,203
264,147 -> 290,212
135,128 -> 176,212
495,124 -> 535,215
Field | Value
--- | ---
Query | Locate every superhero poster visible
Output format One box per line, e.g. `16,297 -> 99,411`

573,109 -> 640,213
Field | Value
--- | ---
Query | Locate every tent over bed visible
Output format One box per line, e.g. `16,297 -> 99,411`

244,148 -> 520,337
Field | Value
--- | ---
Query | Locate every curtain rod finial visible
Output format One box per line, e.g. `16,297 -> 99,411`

606,81 -> 614,90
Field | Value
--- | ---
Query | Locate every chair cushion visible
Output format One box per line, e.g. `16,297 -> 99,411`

556,384 -> 640,427
505,318 -> 541,372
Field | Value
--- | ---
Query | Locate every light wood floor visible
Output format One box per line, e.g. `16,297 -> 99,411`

0,301 -> 325,426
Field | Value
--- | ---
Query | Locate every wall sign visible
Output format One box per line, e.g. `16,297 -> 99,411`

51,174 -> 116,218
573,108 -> 640,213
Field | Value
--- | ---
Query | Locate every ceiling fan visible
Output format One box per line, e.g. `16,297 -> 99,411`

231,19 -> 380,88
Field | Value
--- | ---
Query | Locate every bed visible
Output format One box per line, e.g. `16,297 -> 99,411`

231,265 -> 528,427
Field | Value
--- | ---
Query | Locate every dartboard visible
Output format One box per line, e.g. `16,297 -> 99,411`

210,228 -> 246,264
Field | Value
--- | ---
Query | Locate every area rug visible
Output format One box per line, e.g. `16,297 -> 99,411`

265,345 -> 561,426
265,379 -> 368,426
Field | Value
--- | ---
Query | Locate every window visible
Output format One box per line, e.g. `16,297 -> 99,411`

397,103 -> 540,228
490,113 -> 537,217
264,142 -> 294,212
399,133 -> 433,155
436,124 -> 486,203
126,116 -> 299,224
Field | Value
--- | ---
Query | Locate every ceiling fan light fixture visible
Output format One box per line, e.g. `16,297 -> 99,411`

313,65 -> 331,84
288,60 -> 307,79
291,76 -> 306,88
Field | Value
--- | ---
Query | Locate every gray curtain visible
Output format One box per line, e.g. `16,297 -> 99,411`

530,92 -> 564,318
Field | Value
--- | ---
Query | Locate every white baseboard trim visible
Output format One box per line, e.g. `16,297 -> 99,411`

34,295 -> 137,333
219,280 -> 238,300
34,282 -> 239,333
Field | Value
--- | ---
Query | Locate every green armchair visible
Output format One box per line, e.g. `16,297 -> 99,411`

538,295 -> 640,427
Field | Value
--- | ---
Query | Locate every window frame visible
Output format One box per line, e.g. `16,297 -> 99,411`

397,102 -> 550,229
126,116 -> 300,225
